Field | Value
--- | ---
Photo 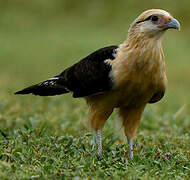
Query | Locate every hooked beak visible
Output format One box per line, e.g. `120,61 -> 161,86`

165,18 -> 180,30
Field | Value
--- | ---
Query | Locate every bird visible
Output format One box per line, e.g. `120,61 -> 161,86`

15,9 -> 180,159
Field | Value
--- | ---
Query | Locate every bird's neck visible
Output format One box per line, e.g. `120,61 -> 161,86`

119,32 -> 165,65
111,32 -> 166,91
124,30 -> 163,51
115,32 -> 166,80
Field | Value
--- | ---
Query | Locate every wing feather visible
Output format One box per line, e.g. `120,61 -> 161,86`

56,45 -> 118,97
148,91 -> 165,104
15,45 -> 118,97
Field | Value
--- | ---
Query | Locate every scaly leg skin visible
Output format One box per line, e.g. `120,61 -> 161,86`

96,130 -> 102,157
127,137 -> 133,159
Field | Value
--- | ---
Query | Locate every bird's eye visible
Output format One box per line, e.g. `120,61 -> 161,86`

151,16 -> 158,22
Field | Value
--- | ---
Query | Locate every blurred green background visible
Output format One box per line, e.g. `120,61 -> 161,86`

0,0 -> 189,133
0,0 -> 189,178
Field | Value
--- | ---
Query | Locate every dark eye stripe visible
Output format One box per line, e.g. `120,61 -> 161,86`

136,15 -> 153,24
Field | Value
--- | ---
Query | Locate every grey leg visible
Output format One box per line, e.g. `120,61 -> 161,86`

127,137 -> 133,159
96,130 -> 102,157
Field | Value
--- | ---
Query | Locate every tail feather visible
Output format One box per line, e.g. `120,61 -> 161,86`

15,77 -> 69,96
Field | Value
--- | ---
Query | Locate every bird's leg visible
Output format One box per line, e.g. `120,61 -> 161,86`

127,137 -> 133,159
89,106 -> 113,157
96,129 -> 102,157
119,106 -> 145,159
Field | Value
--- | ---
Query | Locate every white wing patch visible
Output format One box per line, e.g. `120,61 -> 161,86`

39,78 -> 58,86
40,77 -> 71,92
47,77 -> 59,80
41,81 -> 55,86
104,59 -> 112,66
104,47 -> 119,66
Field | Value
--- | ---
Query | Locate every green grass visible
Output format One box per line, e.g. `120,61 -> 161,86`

0,1 -> 190,179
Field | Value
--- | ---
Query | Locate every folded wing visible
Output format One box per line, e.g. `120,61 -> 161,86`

15,45 -> 118,97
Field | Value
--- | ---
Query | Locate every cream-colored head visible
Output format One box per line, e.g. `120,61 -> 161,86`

128,9 -> 180,39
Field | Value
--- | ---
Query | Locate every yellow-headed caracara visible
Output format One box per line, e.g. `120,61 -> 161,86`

15,9 -> 180,159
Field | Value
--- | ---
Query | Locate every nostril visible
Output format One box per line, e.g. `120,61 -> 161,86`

167,16 -> 172,22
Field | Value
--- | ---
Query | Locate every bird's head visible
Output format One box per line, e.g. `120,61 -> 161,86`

128,9 -> 180,40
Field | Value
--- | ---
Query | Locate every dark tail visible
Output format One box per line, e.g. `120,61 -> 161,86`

15,77 -> 69,96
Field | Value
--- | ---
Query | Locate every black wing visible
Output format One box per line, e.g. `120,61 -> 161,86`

148,90 -> 165,104
15,45 -> 118,97
56,45 -> 118,98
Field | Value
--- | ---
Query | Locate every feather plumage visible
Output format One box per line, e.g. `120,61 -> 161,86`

15,9 -> 180,158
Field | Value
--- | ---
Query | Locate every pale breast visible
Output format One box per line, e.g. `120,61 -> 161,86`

110,46 -> 167,107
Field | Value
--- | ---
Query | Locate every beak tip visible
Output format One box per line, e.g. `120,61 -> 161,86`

167,18 -> 180,30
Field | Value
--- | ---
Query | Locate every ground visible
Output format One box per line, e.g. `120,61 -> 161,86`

0,1 -> 190,179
